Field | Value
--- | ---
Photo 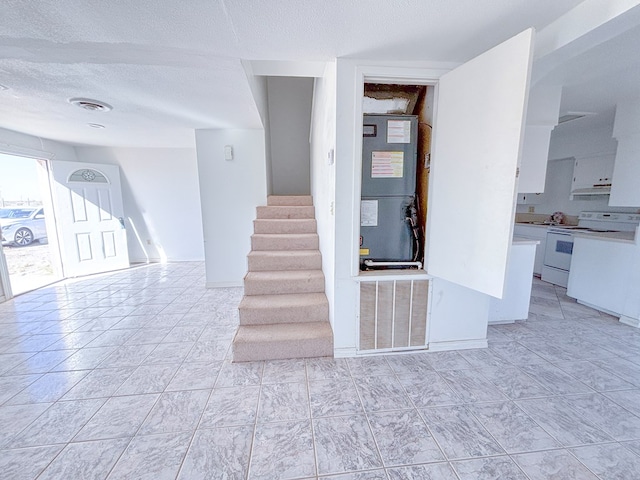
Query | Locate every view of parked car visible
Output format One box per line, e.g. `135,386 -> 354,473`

0,207 -> 47,246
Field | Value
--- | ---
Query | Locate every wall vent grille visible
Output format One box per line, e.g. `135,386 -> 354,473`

359,279 -> 429,353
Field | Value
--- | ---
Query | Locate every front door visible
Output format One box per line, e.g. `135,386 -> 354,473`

49,160 -> 129,277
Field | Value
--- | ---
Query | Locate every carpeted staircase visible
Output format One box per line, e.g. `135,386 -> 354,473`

232,195 -> 334,362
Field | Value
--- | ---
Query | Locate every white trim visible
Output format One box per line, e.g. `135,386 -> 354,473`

427,338 -> 488,352
0,143 -> 55,160
350,65 -> 448,279
206,281 -> 243,289
334,346 -> 357,358
355,270 -> 431,282
576,300 -> 619,317
619,315 -> 640,328
0,253 -> 11,301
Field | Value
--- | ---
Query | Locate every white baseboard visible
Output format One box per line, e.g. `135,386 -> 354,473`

129,258 -> 163,264
427,338 -> 488,352
333,347 -> 357,358
488,320 -> 516,325
620,315 -> 640,328
206,281 -> 243,289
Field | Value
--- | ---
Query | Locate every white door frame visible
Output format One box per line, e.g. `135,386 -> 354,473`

0,147 -> 61,301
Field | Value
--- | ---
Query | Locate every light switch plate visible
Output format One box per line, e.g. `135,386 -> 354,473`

224,145 -> 233,161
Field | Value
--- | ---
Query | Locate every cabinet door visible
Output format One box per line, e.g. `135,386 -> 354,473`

517,193 -> 543,204
426,28 -> 534,298
610,136 -> 640,206
572,155 -> 614,191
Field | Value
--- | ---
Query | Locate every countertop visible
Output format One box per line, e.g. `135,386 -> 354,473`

572,230 -> 637,245
514,222 -> 552,230
513,236 -> 540,246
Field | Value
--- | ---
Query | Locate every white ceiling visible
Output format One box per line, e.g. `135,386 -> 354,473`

1,0 -> 635,148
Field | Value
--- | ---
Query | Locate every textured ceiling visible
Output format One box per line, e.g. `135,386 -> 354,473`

0,0 -> 620,148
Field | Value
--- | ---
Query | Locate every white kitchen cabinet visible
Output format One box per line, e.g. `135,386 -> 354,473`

517,86 -> 562,194
489,238 -> 538,324
516,193 -> 544,205
513,224 -> 547,275
568,235 -> 640,325
571,154 -> 614,196
610,134 -> 640,207
611,100 -> 640,207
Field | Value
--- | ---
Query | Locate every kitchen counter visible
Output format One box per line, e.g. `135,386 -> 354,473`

572,229 -> 637,244
514,222 -> 550,229
568,233 -> 640,327
513,236 -> 541,246
513,224 -> 548,275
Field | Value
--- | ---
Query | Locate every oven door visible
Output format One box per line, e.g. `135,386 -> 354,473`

544,232 -> 574,271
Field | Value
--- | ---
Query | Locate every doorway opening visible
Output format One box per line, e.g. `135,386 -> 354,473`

0,153 -> 62,295
359,82 -> 435,272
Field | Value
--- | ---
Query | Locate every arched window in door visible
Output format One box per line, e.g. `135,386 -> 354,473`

68,168 -> 109,184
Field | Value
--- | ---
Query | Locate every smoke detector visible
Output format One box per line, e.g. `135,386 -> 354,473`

69,98 -> 113,112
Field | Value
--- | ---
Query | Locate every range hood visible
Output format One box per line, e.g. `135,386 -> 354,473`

570,185 -> 611,196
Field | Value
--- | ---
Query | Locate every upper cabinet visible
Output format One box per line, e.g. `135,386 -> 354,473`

610,100 -> 640,207
570,154 -> 614,197
517,85 -> 561,194
516,193 -> 544,205
427,29 -> 533,299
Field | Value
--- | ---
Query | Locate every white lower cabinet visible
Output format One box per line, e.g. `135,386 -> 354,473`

513,224 -> 547,275
489,239 -> 538,324
567,236 -> 640,326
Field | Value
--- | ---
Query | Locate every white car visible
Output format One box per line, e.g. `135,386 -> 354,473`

0,207 -> 47,247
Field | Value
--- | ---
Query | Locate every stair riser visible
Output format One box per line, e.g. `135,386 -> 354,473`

239,303 -> 329,325
251,235 -> 319,251
254,219 -> 317,234
267,195 -> 313,206
257,206 -> 315,219
233,337 -> 333,362
248,254 -> 321,272
244,277 -> 325,296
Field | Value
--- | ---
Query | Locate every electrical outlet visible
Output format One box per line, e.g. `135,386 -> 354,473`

528,206 -> 535,213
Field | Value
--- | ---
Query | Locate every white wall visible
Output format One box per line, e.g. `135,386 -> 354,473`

74,147 -> 204,263
241,63 -> 273,195
429,278 -> 490,350
195,129 -> 267,287
310,63 -> 337,328
268,77 -> 314,195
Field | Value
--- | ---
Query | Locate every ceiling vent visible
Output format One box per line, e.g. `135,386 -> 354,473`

69,98 -> 113,112
558,111 -> 595,124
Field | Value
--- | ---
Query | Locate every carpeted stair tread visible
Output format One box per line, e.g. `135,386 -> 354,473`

243,270 -> 325,296
232,321 -> 333,362
239,292 -> 329,325
247,250 -> 322,271
256,205 -> 315,219
254,218 -> 317,234
251,233 -> 319,251
267,195 -> 313,206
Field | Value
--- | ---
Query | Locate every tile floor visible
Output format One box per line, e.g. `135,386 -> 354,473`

2,263 -> 640,479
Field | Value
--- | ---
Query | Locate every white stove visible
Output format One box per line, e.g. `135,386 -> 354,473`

541,212 -> 640,287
